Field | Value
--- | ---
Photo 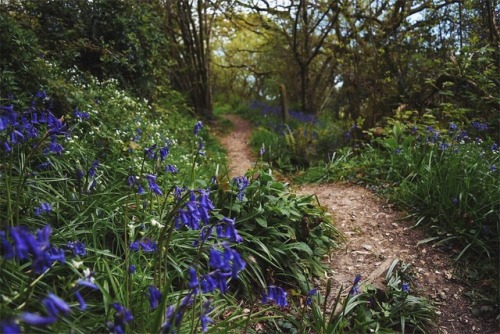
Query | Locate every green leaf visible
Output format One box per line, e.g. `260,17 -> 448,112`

255,217 -> 268,227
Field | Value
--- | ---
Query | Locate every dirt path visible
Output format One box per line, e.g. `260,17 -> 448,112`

217,114 -> 498,334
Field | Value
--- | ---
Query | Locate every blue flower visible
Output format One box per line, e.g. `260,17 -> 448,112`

165,164 -> 178,173
260,144 -> 266,156
402,282 -> 410,293
262,285 -> 288,307
232,176 -> 249,201
490,165 -> 497,172
35,202 -> 52,216
88,160 -> 99,177
43,293 -> 71,317
139,238 -> 157,252
75,291 -> 87,311
128,265 -> 136,274
209,248 -> 227,270
73,108 -> 89,119
194,121 -> 203,135
19,313 -> 57,327
67,241 -> 86,256
147,286 -> 162,310
491,143 -> 498,152
146,174 -> 163,195
395,147 -> 402,155
1,319 -> 21,333
449,123 -> 458,131
144,144 -> 158,159
0,231 -> 14,260
129,241 -> 140,252
188,267 -> 199,292
159,142 -> 171,161
306,288 -> 318,305
109,303 -> 133,334
200,300 -> 213,332
350,274 -> 361,295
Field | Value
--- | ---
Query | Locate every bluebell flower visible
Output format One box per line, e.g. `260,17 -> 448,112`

1,319 -> 20,333
165,164 -> 178,173
109,303 -> 133,334
402,282 -> 410,293
349,274 -> 361,295
43,293 -> 71,317
439,142 -> 449,151
471,121 -> 488,131
188,267 -> 199,292
210,270 -> 231,293
47,113 -> 66,135
45,135 -> 63,155
209,248 -> 227,270
306,288 -> 317,305
200,274 -> 217,293
35,202 -> 52,216
129,241 -> 140,252
221,217 -> 243,243
76,278 -> 98,290
491,143 -> 498,152
10,129 -> 24,145
36,161 -> 52,170
0,231 -> 14,260
262,285 -> 288,307
144,144 -> 157,160
88,160 -> 99,177
19,312 -> 57,326
36,90 -> 47,99
137,184 -> 145,195
260,144 -> 266,156
200,300 -> 213,332
67,241 -> 86,256
2,141 -> 12,152
128,265 -> 136,274
36,225 -> 52,251
73,108 -> 89,119
395,147 -> 402,155
146,174 -> 163,195
449,123 -> 458,131
490,165 -> 497,172
232,176 -> 249,201
194,121 -> 203,135
198,138 -> 206,156
147,286 -> 162,310
127,175 -> 137,187
159,142 -> 171,161
139,238 -> 158,252
75,291 -> 87,311
452,197 -> 459,206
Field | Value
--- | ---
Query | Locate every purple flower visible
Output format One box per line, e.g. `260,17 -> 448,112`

490,165 -> 497,172
395,147 -> 402,155
188,267 -> 199,291
19,313 -> 56,327
1,319 -> 21,333
200,300 -> 213,332
159,142 -> 171,161
139,238 -> 157,252
452,197 -> 459,206
128,265 -> 136,274
35,202 -> 52,216
144,144 -> 157,159
165,164 -> 178,173
350,274 -> 361,295
194,121 -> 203,135
147,286 -> 162,310
146,174 -> 163,195
129,241 -> 140,252
491,143 -> 498,152
88,160 -> 99,177
260,144 -> 266,156
109,303 -> 133,334
402,282 -> 410,293
73,108 -> 89,119
262,285 -> 288,307
75,291 -> 87,311
43,293 -> 71,317
306,288 -> 318,305
232,176 -> 249,201
67,241 -> 86,256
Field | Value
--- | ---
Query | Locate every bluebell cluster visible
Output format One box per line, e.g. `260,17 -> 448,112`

232,176 -> 249,202
1,91 -> 70,155
262,285 -> 288,308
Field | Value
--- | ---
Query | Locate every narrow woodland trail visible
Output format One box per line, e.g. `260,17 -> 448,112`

218,114 -> 498,334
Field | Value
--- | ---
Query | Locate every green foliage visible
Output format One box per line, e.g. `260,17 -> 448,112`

214,169 -> 342,293
5,0 -> 170,100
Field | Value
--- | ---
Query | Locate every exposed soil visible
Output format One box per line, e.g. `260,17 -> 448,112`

217,114 -> 499,334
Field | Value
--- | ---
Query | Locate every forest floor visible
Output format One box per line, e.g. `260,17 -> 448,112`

217,114 -> 498,334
